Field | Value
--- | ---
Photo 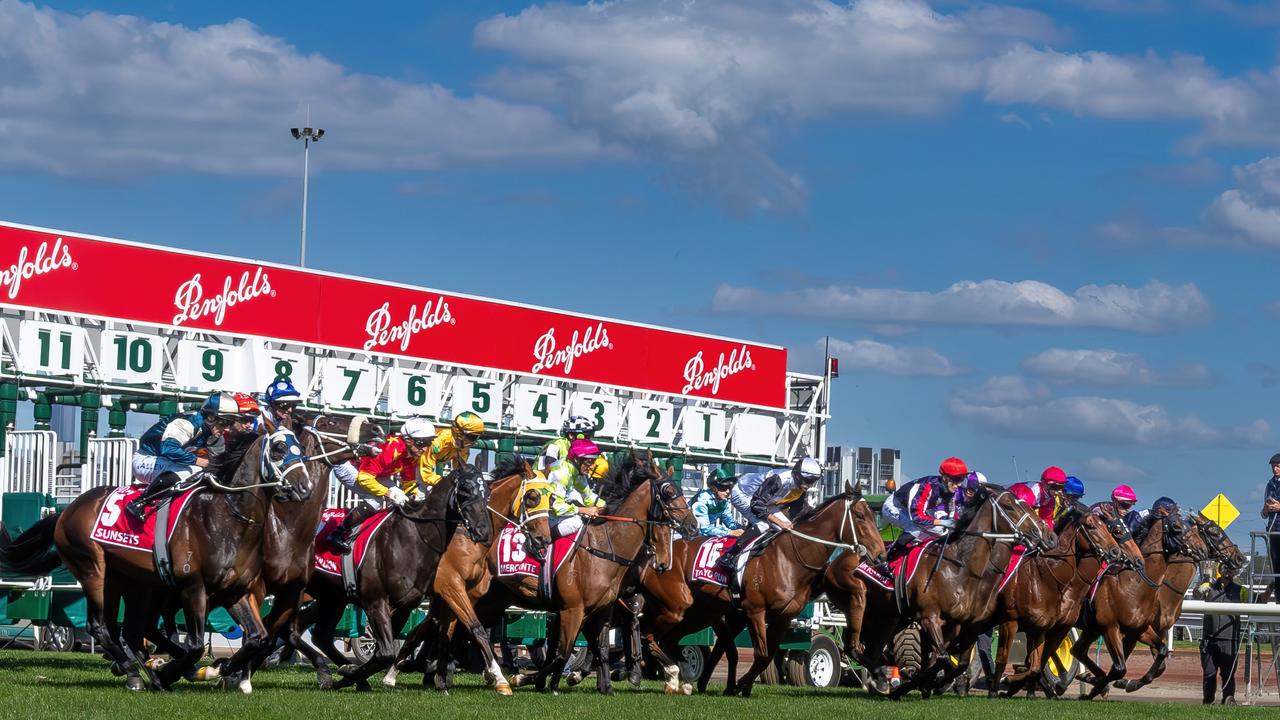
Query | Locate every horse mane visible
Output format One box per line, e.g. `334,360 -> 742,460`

599,450 -> 654,515
492,453 -> 529,481
208,431 -> 260,482
791,491 -> 851,525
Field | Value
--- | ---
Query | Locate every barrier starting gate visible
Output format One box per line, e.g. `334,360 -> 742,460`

0,430 -> 57,520
85,437 -> 137,489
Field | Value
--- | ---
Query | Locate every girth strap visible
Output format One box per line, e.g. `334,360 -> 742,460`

579,544 -> 633,566
153,498 -> 176,589
341,548 -> 358,601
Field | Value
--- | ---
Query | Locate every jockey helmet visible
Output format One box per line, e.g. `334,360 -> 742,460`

568,439 -> 601,460
1010,482 -> 1036,508
963,471 -> 984,491
231,393 -> 260,420
561,415 -> 595,439
264,379 -> 301,406
1040,466 -> 1067,485
708,467 -> 737,490
1151,496 -> 1178,514
1111,484 -> 1137,504
939,457 -> 968,478
452,411 -> 485,441
201,392 -> 257,422
1063,476 -> 1085,498
588,455 -> 610,480
793,457 -> 822,485
400,416 -> 434,442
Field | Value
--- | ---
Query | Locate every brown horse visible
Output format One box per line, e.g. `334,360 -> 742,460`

0,430 -> 312,691
299,463 -> 491,691
431,448 -> 696,695
894,484 -> 1052,696
637,486 -> 880,697
821,547 -> 898,692
988,507 -> 1132,697
1071,509 -> 1206,699
217,412 -> 377,689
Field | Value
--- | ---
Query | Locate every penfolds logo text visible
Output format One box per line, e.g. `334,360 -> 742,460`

682,345 -> 754,396
532,322 -> 611,375
363,298 -> 453,352
0,238 -> 74,299
171,267 -> 273,327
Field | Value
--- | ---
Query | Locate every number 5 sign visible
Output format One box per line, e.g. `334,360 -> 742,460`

452,377 -> 502,425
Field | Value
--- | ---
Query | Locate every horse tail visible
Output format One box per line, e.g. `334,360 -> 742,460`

0,513 -> 63,576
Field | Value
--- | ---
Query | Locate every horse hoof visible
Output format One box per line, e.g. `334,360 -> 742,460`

125,676 -> 146,692
110,662 -> 126,677
496,683 -> 513,696
318,677 -> 334,691
565,671 -> 584,687
239,678 -> 253,695
191,665 -> 220,682
382,675 -> 397,688
681,683 -> 693,696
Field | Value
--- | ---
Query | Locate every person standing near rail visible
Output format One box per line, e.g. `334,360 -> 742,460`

1196,569 -> 1244,705
1262,452 -> 1280,599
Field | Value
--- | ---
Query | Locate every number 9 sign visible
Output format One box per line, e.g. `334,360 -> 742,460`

174,340 -> 252,393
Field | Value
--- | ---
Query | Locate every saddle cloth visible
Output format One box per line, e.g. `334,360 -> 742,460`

90,485 -> 201,553
496,523 -> 541,578
690,536 -> 738,586
540,529 -> 584,598
996,545 -> 1029,593
313,507 -> 393,577
854,560 -> 894,591
888,538 -> 935,588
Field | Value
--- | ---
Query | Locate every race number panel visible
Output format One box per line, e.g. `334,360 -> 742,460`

512,384 -> 563,432
174,340 -> 252,393
17,321 -> 86,377
732,412 -> 778,457
319,358 -> 378,409
96,330 -> 164,385
387,368 -> 445,418
452,376 -> 502,425
681,407 -> 726,450
250,341 -> 309,392
627,400 -> 674,445
570,392 -> 621,438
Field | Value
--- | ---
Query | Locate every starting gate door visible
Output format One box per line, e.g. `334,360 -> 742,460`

86,437 -> 138,489
0,429 -> 58,519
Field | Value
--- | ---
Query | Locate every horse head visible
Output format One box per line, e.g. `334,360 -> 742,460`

293,411 -> 383,468
1075,510 -> 1127,566
1193,512 -> 1246,575
261,428 -> 315,502
981,484 -> 1054,549
1162,510 -> 1208,562
651,464 -> 698,538
447,464 -> 492,545
845,481 -> 887,565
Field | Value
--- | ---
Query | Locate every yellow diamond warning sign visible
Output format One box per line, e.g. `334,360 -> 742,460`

1201,493 -> 1239,530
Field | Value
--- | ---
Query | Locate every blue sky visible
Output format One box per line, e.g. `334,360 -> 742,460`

2,0 -> 1279,542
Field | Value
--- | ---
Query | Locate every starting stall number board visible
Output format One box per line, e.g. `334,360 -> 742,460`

681,407 -> 726,450
251,342 -> 309,394
570,392 -> 621,438
319,358 -> 378,409
512,384 -> 563,432
627,400 -> 674,445
388,368 -> 445,418
452,376 -> 502,426
17,321 -> 86,378
733,412 -> 778,456
97,330 -> 165,385
174,341 -> 252,393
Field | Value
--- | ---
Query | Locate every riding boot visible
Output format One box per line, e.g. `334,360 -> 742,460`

718,526 -> 763,595
329,504 -> 375,554
126,472 -> 180,522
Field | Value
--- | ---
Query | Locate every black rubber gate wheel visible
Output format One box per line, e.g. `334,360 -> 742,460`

679,645 -> 707,683
893,624 -> 923,678
785,650 -> 808,686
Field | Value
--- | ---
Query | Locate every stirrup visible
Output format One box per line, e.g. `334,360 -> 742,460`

328,530 -> 354,554
125,501 -> 148,521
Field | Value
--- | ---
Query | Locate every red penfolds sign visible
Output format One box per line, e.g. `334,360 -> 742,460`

0,222 -> 788,408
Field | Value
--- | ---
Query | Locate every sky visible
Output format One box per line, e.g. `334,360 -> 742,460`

1,0 -> 1279,543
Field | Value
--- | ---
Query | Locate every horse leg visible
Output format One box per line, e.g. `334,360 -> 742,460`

1081,624 -> 1126,700
990,621 -> 1014,698
707,614 -> 746,696
1006,626 -> 1046,697
541,606 -> 585,695
155,588 -> 211,692
335,597 -> 399,691
384,611 -> 430,688
310,598 -> 350,673
843,582 -> 868,660
734,611 -> 781,699
105,582 -> 149,691
431,605 -> 457,693
1120,628 -> 1165,692
644,606 -> 692,695
584,612 -> 615,696
282,600 -> 334,689
1071,626 -> 1106,687
436,574 -> 513,696
622,595 -> 644,689
222,594 -> 269,693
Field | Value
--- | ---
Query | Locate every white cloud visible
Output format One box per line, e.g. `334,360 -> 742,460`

0,0 -> 603,180
1204,157 -> 1280,247
956,375 -> 1051,406
711,279 -> 1210,333
1000,112 -> 1031,129
949,387 -> 1270,447
1083,456 -> 1150,483
1021,348 -> 1210,387
824,337 -> 964,377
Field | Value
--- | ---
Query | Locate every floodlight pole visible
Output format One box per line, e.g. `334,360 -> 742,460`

290,125 -> 324,267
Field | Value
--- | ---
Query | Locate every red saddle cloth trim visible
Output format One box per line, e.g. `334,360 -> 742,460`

996,545 -> 1028,592
496,523 -> 541,578
551,530 -> 582,575
888,538 -> 935,587
855,561 -> 894,591
313,507 -> 393,576
689,536 -> 737,586
90,485 -> 201,553
1088,561 -> 1111,602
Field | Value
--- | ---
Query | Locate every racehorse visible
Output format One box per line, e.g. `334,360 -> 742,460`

217,412 -> 378,689
0,430 -> 311,691
433,448 -> 696,695
893,484 -> 1052,697
987,507 -> 1132,697
821,547 -> 897,693
637,484 -> 879,697
300,463 -> 490,691
1071,509 -> 1207,699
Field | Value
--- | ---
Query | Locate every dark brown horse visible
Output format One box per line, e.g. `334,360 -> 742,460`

0,430 -> 312,691
821,547 -> 897,692
988,507 -> 1131,696
1071,509 -> 1206,699
299,463 -> 491,691
217,412 -> 377,689
894,484 -> 1052,696
431,448 -> 696,695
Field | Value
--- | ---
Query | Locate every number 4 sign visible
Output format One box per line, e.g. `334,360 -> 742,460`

513,384 -> 562,432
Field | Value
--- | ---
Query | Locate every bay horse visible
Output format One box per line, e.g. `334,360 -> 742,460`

987,507 -> 1132,697
0,430 -> 312,691
432,448 -> 696,695
1071,509 -> 1206,699
300,463 -> 491,691
637,484 -> 880,697
821,547 -> 897,693
893,483 -> 1052,697
216,412 -> 378,689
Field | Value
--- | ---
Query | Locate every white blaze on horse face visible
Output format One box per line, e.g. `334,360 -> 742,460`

0,237 -> 74,299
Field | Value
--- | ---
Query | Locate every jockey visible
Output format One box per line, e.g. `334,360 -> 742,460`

540,415 -> 595,473
257,379 -> 301,432
716,457 -> 823,577
328,416 -> 433,553
1010,466 -> 1069,528
330,440 -> 386,510
127,392 -> 259,521
881,457 -> 969,551
417,411 -> 485,493
547,439 -> 608,539
1092,484 -> 1142,534
690,468 -> 743,538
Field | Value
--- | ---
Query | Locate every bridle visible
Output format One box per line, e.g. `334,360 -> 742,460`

1193,515 -> 1244,575
446,466 -> 491,543
298,413 -> 368,466
204,428 -> 309,497
783,494 -> 868,558
955,488 -> 1053,549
